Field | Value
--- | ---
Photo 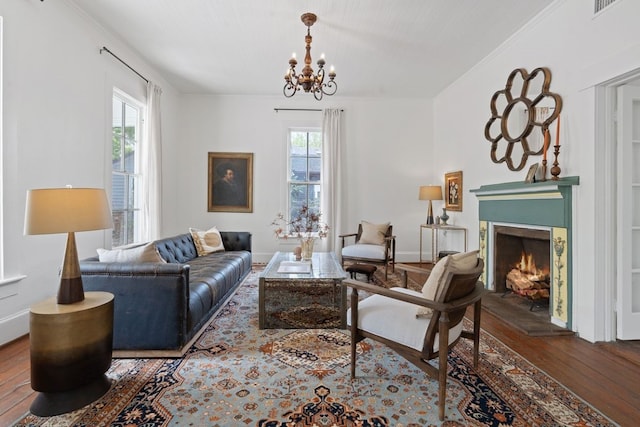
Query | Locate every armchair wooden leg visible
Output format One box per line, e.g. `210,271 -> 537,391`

350,289 -> 359,380
473,300 -> 482,368
438,314 -> 450,421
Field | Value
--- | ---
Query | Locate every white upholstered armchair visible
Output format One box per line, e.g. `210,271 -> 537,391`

339,221 -> 396,279
344,251 -> 485,421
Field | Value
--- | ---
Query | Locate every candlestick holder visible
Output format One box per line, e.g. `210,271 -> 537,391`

539,159 -> 548,182
550,144 -> 561,180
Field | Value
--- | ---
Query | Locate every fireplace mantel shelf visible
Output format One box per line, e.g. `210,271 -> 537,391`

470,176 -> 579,197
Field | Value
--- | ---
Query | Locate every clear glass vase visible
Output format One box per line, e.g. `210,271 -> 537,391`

300,238 -> 315,260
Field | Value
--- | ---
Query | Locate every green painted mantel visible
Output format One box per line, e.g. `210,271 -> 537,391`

470,176 -> 579,228
470,176 -> 579,329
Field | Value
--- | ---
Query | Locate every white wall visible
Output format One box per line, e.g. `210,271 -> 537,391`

172,95 -> 434,263
434,0 -> 640,342
0,0 -> 180,345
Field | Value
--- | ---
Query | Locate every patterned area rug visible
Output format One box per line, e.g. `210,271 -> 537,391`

14,268 -> 615,427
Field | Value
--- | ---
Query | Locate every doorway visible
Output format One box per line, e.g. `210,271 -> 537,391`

599,72 -> 640,340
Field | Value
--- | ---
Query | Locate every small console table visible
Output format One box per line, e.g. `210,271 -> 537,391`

420,224 -> 468,264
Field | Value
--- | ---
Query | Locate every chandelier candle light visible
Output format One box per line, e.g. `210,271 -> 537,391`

284,13 -> 337,100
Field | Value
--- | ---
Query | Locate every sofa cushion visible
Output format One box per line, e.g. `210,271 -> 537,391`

359,221 -> 390,245
97,242 -> 165,263
347,287 -> 464,352
189,226 -> 225,256
342,244 -> 386,260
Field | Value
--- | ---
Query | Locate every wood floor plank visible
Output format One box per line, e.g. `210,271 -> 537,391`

0,336 -> 34,426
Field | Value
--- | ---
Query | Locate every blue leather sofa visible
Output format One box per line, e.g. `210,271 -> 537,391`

80,232 -> 252,357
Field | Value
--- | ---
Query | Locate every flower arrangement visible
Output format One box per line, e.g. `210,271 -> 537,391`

271,205 -> 329,240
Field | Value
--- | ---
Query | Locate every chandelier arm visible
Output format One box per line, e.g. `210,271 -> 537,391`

322,80 -> 337,96
283,81 -> 298,97
316,68 -> 325,86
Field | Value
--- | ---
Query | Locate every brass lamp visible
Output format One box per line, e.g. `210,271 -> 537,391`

419,185 -> 443,225
24,187 -> 113,304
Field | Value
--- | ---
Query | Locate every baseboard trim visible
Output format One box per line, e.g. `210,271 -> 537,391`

0,308 -> 29,347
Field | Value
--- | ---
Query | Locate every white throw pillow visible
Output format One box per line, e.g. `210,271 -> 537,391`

358,221 -> 390,245
189,226 -> 225,256
97,242 -> 165,263
416,250 -> 479,318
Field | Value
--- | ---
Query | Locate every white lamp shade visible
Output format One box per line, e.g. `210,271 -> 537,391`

418,185 -> 443,201
24,188 -> 113,235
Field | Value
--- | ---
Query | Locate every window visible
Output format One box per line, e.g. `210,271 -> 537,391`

288,128 -> 322,230
111,90 -> 143,247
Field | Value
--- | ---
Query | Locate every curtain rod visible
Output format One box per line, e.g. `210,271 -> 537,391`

100,46 -> 149,84
274,108 -> 344,112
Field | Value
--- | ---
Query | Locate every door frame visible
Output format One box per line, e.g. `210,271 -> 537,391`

596,68 -> 640,340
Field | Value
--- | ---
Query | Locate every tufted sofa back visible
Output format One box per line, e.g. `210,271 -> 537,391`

155,234 -> 198,263
154,232 -> 252,264
220,231 -> 252,252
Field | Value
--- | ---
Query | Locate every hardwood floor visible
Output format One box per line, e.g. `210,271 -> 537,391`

2,312 -> 639,426
0,335 -> 32,426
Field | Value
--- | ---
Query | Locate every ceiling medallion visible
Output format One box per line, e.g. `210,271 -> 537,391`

283,13 -> 337,100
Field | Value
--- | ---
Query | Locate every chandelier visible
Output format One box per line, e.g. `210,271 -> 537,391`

283,13 -> 337,100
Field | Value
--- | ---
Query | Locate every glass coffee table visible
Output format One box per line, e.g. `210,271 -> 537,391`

259,251 -> 347,329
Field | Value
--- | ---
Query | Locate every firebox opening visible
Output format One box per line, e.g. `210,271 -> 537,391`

493,226 -> 551,302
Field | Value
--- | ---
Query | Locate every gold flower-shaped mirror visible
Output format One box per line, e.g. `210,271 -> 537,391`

484,67 -> 562,171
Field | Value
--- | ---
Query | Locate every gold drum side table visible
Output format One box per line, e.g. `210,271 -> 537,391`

29,291 -> 114,416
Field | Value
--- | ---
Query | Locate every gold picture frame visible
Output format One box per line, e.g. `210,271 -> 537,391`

208,152 -> 253,212
525,163 -> 539,183
445,171 -> 463,212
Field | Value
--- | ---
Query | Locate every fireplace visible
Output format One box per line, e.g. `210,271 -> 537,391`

471,177 -> 579,329
494,225 -> 551,301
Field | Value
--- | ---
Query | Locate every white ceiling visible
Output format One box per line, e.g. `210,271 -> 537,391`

69,0 -> 555,98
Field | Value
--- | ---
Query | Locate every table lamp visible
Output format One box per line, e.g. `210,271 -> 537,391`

419,185 -> 443,225
24,187 -> 113,304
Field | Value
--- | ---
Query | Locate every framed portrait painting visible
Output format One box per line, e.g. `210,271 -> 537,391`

445,171 -> 463,212
208,152 -> 253,212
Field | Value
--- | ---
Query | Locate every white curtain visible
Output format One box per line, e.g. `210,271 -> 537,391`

141,81 -> 163,241
321,108 -> 343,252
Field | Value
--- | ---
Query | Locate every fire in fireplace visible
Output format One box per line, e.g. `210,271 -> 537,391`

506,251 -> 550,300
493,225 -> 551,303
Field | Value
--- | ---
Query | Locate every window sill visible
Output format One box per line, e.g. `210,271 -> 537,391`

0,275 -> 26,287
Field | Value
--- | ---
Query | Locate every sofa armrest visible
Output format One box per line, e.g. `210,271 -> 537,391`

221,231 -> 252,252
80,260 -> 191,351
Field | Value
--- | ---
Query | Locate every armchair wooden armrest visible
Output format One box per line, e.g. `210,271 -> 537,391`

343,278 -> 485,313
395,263 -> 431,275
393,263 -> 432,288
339,232 -> 358,248
338,232 -> 358,238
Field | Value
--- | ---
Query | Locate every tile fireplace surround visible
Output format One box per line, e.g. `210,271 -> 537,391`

471,177 -> 579,329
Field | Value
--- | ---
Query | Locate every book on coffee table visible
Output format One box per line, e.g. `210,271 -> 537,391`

277,261 -> 312,274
